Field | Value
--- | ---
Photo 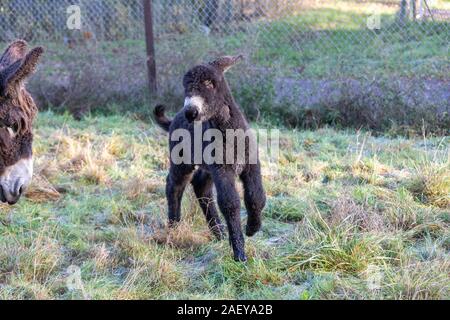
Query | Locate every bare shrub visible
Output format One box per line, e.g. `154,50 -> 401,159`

274,77 -> 449,134
29,43 -> 148,119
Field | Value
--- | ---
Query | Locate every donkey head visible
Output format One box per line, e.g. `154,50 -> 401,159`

0,40 -> 44,205
183,55 -> 243,123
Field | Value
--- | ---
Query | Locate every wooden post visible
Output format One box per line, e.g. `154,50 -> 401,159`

398,0 -> 408,25
143,0 -> 157,94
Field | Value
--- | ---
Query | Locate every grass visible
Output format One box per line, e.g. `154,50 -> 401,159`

0,111 -> 448,300
252,7 -> 449,79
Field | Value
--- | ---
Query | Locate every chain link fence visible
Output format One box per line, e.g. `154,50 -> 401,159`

0,0 -> 448,131
0,1 -> 448,42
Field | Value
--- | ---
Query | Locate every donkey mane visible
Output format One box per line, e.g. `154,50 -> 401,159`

0,40 -> 42,131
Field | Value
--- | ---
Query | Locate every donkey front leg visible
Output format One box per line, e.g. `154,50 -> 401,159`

166,165 -> 193,226
240,164 -> 266,237
213,170 -> 247,262
191,169 -> 225,240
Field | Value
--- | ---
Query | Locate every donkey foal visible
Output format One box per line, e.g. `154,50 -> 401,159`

154,55 -> 266,261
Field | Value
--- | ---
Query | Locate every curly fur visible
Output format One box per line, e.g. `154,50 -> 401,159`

154,55 -> 266,262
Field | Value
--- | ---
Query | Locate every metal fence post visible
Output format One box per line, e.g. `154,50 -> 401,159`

143,0 -> 157,94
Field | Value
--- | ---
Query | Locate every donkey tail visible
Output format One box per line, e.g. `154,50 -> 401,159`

154,105 -> 171,132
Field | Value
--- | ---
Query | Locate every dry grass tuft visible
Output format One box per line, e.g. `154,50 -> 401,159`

106,135 -> 129,158
383,260 -> 450,299
284,209 -> 387,275
35,158 -> 60,180
123,176 -> 162,200
329,197 -> 386,232
351,159 -> 390,185
56,136 -> 115,185
219,256 -> 285,290
407,164 -> 449,209
117,256 -> 186,299
25,175 -> 61,203
152,221 -> 212,250
91,243 -> 114,272
0,235 -> 62,283
80,159 -> 110,185
379,188 -> 421,231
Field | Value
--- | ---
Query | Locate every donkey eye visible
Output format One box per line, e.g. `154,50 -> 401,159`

0,121 -> 20,137
12,122 -> 20,133
203,80 -> 214,89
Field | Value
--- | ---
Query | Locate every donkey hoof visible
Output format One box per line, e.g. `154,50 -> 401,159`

234,252 -> 247,262
168,219 -> 181,228
245,223 -> 261,237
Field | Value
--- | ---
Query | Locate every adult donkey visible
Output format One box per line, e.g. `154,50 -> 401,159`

0,40 -> 44,205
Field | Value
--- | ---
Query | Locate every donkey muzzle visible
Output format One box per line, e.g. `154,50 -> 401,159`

0,157 -> 33,205
185,107 -> 199,122
184,96 -> 205,123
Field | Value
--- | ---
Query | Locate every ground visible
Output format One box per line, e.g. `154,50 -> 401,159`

0,112 -> 448,299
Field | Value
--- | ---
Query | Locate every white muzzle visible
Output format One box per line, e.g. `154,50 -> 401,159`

0,157 -> 33,204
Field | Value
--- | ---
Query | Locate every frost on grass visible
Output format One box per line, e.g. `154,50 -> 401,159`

0,113 -> 448,299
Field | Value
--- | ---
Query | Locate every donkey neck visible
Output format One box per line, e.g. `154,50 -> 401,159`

210,79 -> 248,131
213,94 -> 248,131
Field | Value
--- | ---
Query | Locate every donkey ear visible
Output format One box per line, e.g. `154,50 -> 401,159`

209,55 -> 244,73
0,40 -> 28,68
0,46 -> 44,96
8,46 -> 44,83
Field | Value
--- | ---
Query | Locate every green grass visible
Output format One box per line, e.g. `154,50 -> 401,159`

0,111 -> 448,299
251,12 -> 449,78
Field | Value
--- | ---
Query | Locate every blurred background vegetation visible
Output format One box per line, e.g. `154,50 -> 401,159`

0,0 -> 448,134
0,1 -> 448,300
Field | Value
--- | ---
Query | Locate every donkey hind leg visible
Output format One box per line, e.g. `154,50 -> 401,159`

166,165 -> 193,227
214,171 -> 247,262
192,169 -> 225,240
240,164 -> 266,237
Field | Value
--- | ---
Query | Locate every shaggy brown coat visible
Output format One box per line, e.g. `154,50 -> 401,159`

0,40 -> 44,204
